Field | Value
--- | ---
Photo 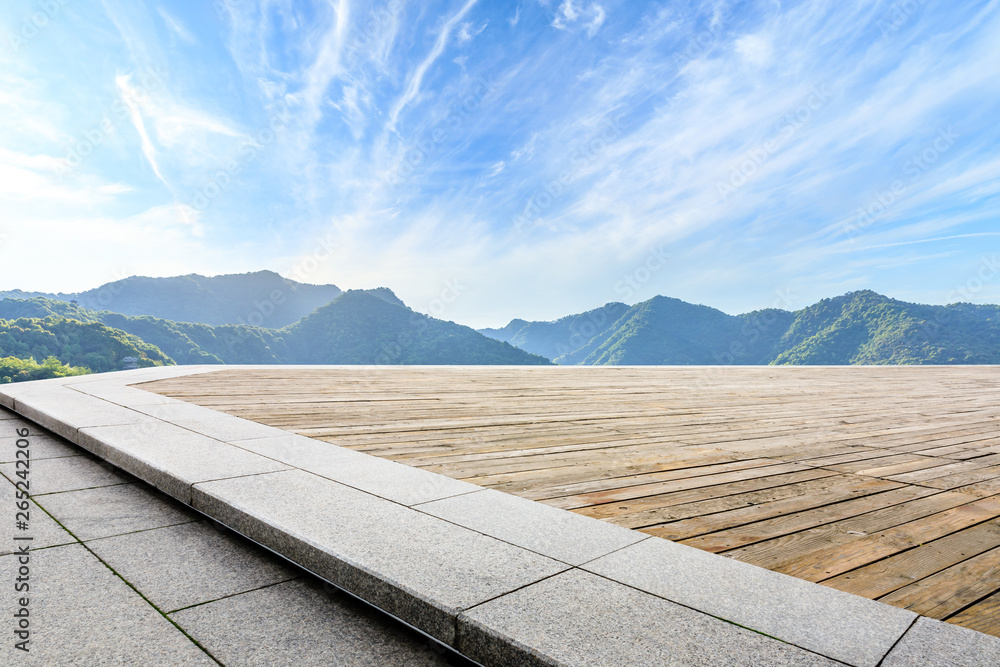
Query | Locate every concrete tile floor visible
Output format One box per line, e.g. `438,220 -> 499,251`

0,407 -> 469,666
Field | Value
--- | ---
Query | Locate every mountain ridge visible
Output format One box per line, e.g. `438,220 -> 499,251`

0,270 -> 343,328
0,288 -> 550,369
480,290 -> 1000,365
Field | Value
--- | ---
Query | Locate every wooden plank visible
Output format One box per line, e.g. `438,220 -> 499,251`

774,496 -> 1000,582
551,463 -> 818,512
574,470 -> 839,528
947,589 -> 1000,637
821,519 -> 1000,598
651,477 -> 902,541
728,491 -> 985,571
878,545 -> 1000,619
681,485 -> 938,553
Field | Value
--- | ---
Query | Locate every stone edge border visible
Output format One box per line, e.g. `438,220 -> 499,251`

3,366 -> 999,667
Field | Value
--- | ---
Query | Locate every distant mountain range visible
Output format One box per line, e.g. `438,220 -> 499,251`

0,270 -> 342,328
4,270 -> 998,379
480,291 -> 1000,365
0,286 -> 549,370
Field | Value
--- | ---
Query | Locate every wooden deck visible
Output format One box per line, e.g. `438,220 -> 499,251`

142,366 -> 1000,637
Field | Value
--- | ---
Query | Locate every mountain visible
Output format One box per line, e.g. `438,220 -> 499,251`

282,290 -> 550,364
480,291 -> 1000,365
0,289 -> 549,368
0,270 -> 342,327
772,291 -> 1000,364
0,316 -> 173,376
556,297 -> 793,365
478,302 -> 630,361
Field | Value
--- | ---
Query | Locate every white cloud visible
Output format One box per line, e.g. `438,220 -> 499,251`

387,0 -> 479,132
552,1 -> 606,37
509,7 -> 521,27
458,20 -> 489,44
301,0 -> 352,127
116,73 -> 168,188
734,34 -> 772,67
0,147 -> 131,204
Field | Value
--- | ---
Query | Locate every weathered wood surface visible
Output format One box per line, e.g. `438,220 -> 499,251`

142,366 -> 1000,636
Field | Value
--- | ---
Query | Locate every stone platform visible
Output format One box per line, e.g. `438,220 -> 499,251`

3,366 -> 1000,666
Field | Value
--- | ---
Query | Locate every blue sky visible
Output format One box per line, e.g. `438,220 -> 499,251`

1,0 -> 998,328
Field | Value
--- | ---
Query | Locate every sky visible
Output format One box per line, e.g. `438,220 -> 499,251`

0,0 -> 998,328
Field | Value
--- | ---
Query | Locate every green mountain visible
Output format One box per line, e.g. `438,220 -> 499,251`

284,290 -> 549,364
478,302 -> 630,361
0,270 -> 342,327
0,289 -> 549,369
0,316 -> 173,379
548,297 -> 793,365
480,291 -> 1000,365
772,291 -> 1000,364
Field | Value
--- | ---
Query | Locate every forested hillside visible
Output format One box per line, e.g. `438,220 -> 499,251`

481,291 -> 1000,365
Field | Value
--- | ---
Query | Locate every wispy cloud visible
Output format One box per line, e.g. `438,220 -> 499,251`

116,73 -> 168,189
157,7 -> 195,44
509,7 -> 521,27
551,1 -> 606,37
387,0 -> 479,133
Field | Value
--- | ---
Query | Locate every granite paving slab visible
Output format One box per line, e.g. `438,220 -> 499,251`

0,477 -> 75,555
171,578 -> 453,666
77,421 -> 290,503
458,568 -> 840,667
1,426 -> 80,463
131,400 -> 248,422
87,520 -> 299,613
229,433 -> 481,505
881,617 -> 1000,666
3,386 -> 155,440
170,416 -> 291,441
68,382 -> 183,405
35,482 -> 200,541
192,468 -> 569,644
0,410 -> 20,420
0,543 -> 215,665
1,453 -> 129,495
582,536 -> 916,666
416,488 -> 649,565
